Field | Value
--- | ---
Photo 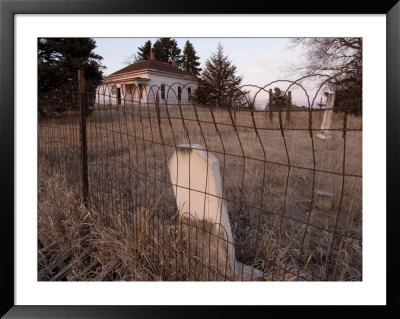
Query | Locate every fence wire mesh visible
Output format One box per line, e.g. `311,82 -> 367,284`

38,78 -> 362,281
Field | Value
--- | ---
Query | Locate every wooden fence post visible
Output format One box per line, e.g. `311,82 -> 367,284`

286,90 -> 291,124
268,88 -> 273,123
78,69 -> 89,207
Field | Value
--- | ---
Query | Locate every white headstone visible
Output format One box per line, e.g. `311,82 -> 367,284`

168,144 -> 264,280
316,91 -> 335,140
168,144 -> 236,275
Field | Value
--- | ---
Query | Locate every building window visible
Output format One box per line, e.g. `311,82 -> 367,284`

178,86 -> 182,101
188,87 -> 192,102
161,84 -> 165,99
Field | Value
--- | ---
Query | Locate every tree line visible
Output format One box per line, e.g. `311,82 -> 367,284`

130,39 -> 247,107
126,38 -> 202,77
38,37 -> 362,115
38,38 -> 104,93
38,37 -> 247,109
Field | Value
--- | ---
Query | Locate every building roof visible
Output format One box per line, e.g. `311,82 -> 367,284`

107,59 -> 195,79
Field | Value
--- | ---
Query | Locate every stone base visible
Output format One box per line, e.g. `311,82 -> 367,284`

316,130 -> 333,140
235,262 -> 264,281
316,190 -> 334,211
166,222 -> 264,281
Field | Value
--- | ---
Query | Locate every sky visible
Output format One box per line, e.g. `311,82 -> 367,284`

92,37 -> 320,107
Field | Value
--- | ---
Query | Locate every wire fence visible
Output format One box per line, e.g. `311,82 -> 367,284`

38,75 -> 362,281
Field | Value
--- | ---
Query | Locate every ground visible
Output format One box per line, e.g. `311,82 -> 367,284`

38,104 -> 362,281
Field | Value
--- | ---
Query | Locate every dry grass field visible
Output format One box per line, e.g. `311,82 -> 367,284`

38,103 -> 362,281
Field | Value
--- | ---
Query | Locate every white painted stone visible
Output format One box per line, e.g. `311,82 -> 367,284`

168,144 -> 236,273
316,91 -> 335,140
168,144 -> 264,280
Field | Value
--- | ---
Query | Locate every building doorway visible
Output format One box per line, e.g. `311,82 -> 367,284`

117,88 -> 121,105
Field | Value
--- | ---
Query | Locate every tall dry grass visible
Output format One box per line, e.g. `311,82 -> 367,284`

38,167 -> 268,281
38,167 -> 207,281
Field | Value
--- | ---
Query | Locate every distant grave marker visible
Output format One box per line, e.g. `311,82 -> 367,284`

316,91 -> 335,140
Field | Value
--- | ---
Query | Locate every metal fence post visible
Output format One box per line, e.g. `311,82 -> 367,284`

78,69 -> 89,207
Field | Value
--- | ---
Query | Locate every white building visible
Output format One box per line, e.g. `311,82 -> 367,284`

96,52 -> 198,105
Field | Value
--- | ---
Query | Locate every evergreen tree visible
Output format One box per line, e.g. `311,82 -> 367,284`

137,40 -> 152,61
38,38 -> 65,93
266,87 -> 292,122
181,40 -> 202,76
267,87 -> 288,110
125,40 -> 153,64
38,38 -> 104,93
331,77 -> 362,115
152,38 -> 182,64
197,43 -> 246,107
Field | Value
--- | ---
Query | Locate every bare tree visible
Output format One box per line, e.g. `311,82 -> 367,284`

291,37 -> 362,80
291,38 -> 362,114
124,53 -> 139,65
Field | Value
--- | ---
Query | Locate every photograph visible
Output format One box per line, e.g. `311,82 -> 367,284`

2,2 -> 398,315
37,37 -> 363,282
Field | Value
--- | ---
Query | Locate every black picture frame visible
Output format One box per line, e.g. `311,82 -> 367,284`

1,0 -> 399,318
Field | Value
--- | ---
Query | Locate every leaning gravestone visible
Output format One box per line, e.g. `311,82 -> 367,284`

316,91 -> 335,140
168,144 -> 263,280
